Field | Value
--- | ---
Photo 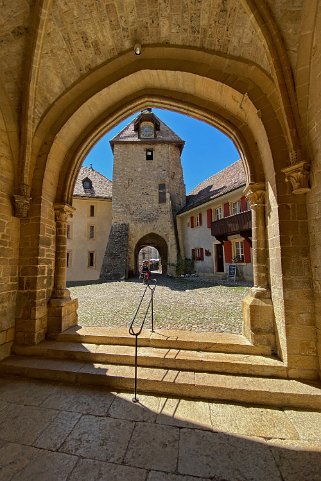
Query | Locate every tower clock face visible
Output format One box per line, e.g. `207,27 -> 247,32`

140,121 -> 154,139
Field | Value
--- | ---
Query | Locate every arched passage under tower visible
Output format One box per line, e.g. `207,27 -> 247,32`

135,233 -> 168,277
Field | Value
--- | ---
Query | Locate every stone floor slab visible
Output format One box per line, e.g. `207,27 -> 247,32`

60,414 -> 134,462
108,391 -> 161,422
209,402 -> 300,439
267,439 -> 321,481
41,383 -> 115,415
124,422 -> 179,472
0,378 -> 56,406
33,410 -> 82,450
68,458 -> 147,481
0,403 -> 58,444
178,427 -> 283,480
0,442 -> 38,481
284,409 -> 321,441
147,471 -> 210,481
157,398 -> 212,430
0,442 -> 77,481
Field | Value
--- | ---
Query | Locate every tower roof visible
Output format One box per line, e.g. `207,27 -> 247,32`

110,109 -> 185,152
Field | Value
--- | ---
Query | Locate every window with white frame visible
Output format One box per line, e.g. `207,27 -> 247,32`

192,247 -> 204,261
231,201 -> 241,215
195,213 -> 202,227
214,206 -> 223,220
233,240 -> 244,262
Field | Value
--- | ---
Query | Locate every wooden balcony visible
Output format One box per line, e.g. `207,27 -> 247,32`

211,210 -> 252,241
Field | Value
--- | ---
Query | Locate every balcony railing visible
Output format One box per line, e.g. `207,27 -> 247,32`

211,210 -> 252,240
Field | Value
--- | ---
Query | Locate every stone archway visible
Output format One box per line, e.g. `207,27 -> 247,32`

12,46 -> 319,380
134,233 -> 168,277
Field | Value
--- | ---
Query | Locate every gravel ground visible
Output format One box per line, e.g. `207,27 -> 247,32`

68,274 -> 251,334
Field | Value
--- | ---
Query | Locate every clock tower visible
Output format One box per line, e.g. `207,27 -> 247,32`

100,109 -> 186,280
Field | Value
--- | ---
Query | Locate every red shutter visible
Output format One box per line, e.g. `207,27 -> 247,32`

190,216 -> 194,228
223,203 -> 230,217
240,196 -> 247,212
200,248 -> 204,260
224,241 -> 232,263
199,212 -> 202,226
244,239 -> 251,263
207,209 -> 212,228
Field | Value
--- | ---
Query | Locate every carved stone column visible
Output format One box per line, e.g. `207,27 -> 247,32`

47,203 -> 78,336
242,183 -> 276,351
245,183 -> 268,293
52,204 -> 74,299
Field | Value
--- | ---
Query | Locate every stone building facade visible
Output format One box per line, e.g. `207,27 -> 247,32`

0,1 -> 320,382
101,109 -> 186,278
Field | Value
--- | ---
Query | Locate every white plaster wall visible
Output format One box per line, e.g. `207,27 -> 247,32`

67,197 -> 112,282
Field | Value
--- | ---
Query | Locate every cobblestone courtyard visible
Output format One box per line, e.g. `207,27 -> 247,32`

69,275 -> 251,334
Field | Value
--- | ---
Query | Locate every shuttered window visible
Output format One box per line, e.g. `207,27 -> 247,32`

223,241 -> 232,263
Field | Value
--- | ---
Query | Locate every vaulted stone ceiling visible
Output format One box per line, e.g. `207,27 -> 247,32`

0,0 -> 304,130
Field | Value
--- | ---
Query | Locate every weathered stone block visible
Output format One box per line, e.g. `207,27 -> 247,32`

242,292 -> 276,349
47,297 -> 78,336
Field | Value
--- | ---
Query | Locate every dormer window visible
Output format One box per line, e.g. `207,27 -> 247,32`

82,177 -> 92,190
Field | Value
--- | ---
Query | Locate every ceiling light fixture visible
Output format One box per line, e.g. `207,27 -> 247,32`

134,43 -> 142,55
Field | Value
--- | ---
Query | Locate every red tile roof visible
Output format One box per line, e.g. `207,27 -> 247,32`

179,160 -> 245,213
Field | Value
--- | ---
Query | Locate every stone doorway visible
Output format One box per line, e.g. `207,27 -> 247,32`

134,233 -> 168,277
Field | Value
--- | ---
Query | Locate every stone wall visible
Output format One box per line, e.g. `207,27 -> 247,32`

0,110 -> 19,359
100,222 -> 129,280
111,142 -> 186,276
305,3 -> 321,377
15,199 -> 56,345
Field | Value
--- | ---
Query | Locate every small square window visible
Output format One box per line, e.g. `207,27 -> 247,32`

146,149 -> 153,160
90,205 -> 95,217
88,251 -> 95,268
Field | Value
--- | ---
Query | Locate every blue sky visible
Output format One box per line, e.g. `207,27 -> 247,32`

83,108 -> 240,193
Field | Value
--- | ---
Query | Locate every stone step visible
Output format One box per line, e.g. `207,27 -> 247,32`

0,355 -> 321,409
52,326 -> 272,356
12,341 -> 286,378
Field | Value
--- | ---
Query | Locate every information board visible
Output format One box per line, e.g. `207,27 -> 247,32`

228,264 -> 237,281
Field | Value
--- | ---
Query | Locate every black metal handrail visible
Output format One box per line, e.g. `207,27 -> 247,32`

129,277 -> 157,402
